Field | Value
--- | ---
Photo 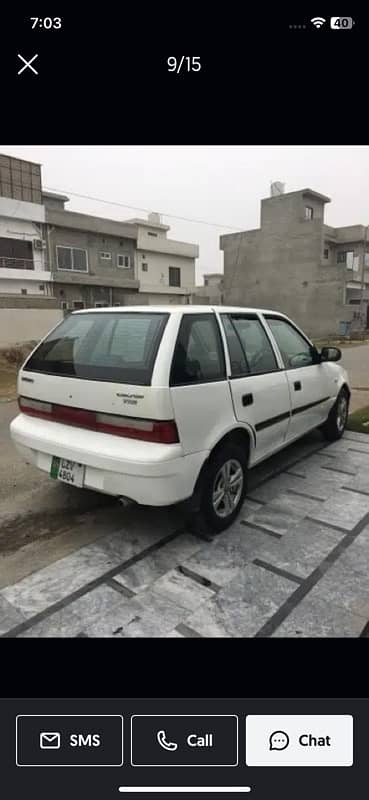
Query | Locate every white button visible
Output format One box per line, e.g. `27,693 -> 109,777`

246,715 -> 353,767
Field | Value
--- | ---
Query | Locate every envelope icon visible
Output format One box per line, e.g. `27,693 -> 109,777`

40,731 -> 61,749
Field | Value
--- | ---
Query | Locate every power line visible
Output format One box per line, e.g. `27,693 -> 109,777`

43,186 -> 242,232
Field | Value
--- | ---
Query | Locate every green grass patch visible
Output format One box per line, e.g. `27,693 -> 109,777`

347,405 -> 369,434
313,338 -> 369,350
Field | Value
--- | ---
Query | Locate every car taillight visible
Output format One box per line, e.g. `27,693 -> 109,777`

18,397 -> 52,419
18,396 -> 179,444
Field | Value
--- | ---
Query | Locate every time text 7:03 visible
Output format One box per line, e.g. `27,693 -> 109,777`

167,57 -> 201,73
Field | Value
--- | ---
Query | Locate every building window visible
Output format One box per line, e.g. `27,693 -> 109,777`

305,206 -> 313,220
100,252 -> 112,260
95,302 -> 109,308
148,232 -> 158,237
0,236 -> 33,270
21,288 -> 27,295
39,285 -> 45,291
117,254 -> 131,269
73,301 -> 85,310
142,263 -> 148,271
169,266 -> 181,287
204,278 -> 209,286
337,251 -> 346,264
323,249 -> 329,259
57,246 -> 88,272
61,301 -> 68,310
346,251 -> 354,270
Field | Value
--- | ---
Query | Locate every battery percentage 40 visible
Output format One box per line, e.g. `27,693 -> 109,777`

330,17 -> 354,28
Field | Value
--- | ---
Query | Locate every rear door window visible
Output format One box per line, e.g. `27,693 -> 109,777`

170,313 -> 226,386
222,314 -> 278,375
24,312 -> 169,385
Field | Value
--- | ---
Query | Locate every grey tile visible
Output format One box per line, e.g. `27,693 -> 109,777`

273,597 -> 366,638
254,520 -> 342,579
288,457 -> 352,480
0,528 -> 173,618
0,595 -> 27,636
308,565 -> 369,618
113,533 -> 202,593
89,527 -> 168,563
331,531 -> 369,576
85,589 -> 189,638
182,527 -> 273,587
18,585 -> 126,638
246,504 -> 304,536
343,431 -> 369,443
268,491 -> 323,518
152,569 -> 214,611
325,439 -> 369,456
184,563 -> 296,637
0,545 -> 121,618
342,474 -> 369,496
307,489 -> 369,530
247,473 -> 321,504
240,498 -> 263,516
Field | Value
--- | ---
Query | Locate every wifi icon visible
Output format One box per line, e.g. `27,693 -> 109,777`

311,17 -> 326,28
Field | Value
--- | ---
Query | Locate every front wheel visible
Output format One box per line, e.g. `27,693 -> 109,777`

191,443 -> 248,536
320,387 -> 349,441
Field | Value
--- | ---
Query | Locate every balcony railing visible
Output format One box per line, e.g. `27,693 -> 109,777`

0,257 -> 35,270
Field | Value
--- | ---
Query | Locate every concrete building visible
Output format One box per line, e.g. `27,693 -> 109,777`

43,192 -> 139,310
220,187 -> 369,338
1,153 -> 199,313
0,154 -> 52,297
193,272 -> 224,304
126,212 -> 198,304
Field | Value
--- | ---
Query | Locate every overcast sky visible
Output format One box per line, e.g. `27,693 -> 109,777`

1,145 -> 368,283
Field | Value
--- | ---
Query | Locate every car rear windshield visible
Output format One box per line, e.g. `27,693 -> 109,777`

24,311 -> 169,385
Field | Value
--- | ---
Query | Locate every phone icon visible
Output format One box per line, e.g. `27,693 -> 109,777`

156,729 -> 178,751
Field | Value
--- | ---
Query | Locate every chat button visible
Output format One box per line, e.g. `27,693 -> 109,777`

246,715 -> 353,767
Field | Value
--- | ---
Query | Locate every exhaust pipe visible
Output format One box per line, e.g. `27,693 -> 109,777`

118,496 -> 136,508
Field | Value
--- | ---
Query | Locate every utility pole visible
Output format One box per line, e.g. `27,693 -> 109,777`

359,224 -> 369,329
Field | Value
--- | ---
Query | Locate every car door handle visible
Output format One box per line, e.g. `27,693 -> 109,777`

242,393 -> 254,406
294,381 -> 302,391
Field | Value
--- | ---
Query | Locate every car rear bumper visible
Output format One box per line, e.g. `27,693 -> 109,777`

10,413 -> 207,506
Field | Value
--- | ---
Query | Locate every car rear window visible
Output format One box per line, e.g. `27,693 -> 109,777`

24,312 -> 169,385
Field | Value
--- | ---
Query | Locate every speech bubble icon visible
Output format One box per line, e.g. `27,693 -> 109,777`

269,730 -> 290,751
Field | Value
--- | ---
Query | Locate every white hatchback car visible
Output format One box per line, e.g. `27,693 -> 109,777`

10,306 -> 350,533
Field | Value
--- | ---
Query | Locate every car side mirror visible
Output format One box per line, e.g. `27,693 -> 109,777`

320,346 -> 342,362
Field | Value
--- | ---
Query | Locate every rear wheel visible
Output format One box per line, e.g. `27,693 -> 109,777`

320,387 -> 349,441
191,443 -> 248,535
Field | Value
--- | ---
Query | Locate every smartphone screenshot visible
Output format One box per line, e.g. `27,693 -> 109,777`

0,7 -> 368,798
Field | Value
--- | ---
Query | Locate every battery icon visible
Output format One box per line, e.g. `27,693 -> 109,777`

330,17 -> 354,28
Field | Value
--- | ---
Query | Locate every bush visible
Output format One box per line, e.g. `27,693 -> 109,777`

0,341 -> 37,367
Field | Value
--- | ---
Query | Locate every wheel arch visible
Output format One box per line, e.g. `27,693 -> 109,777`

190,426 -> 253,510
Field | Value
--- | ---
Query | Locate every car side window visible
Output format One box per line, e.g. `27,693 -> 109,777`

266,317 -> 314,369
170,314 -> 226,385
224,315 -> 278,375
220,315 -> 249,375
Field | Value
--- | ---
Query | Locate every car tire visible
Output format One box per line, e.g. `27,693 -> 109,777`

191,443 -> 248,536
320,387 -> 349,442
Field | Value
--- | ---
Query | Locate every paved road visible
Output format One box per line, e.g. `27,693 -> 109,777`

341,343 -> 369,389
1,400 -> 369,637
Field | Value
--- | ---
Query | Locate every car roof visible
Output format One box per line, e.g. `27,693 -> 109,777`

73,305 -> 286,316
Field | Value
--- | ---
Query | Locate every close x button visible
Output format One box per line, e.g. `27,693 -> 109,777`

16,715 -> 123,767
131,715 -> 238,767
